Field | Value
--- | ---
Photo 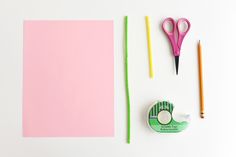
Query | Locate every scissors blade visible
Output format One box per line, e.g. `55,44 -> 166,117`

175,56 -> 179,75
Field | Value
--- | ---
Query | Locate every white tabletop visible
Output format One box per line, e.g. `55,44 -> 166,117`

0,0 -> 235,156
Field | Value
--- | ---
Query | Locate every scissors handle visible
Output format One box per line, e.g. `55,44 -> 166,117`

176,18 -> 191,49
162,18 -> 179,56
162,18 -> 191,56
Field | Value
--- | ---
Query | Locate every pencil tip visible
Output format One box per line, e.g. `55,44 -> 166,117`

199,40 -> 201,44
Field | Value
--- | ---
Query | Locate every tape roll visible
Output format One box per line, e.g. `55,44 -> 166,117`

147,101 -> 189,133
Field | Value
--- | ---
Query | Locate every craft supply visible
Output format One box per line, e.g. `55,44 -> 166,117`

198,40 -> 204,118
23,21 -> 114,137
147,101 -> 190,133
162,18 -> 191,75
125,16 -> 131,143
145,16 -> 154,78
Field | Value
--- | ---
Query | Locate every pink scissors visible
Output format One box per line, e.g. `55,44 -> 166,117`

162,17 -> 191,75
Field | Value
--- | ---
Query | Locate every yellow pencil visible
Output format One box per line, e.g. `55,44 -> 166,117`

145,16 -> 154,78
198,40 -> 204,118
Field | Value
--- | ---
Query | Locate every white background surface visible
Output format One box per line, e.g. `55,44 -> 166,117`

0,0 -> 236,156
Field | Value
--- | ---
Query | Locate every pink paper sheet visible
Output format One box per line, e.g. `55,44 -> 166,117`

23,21 -> 114,137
